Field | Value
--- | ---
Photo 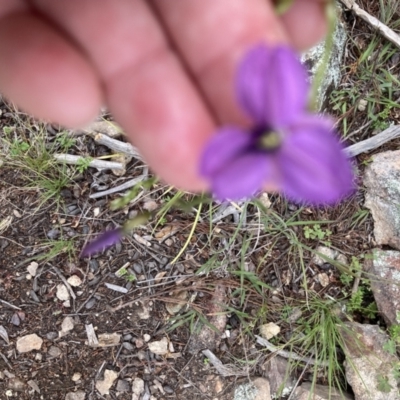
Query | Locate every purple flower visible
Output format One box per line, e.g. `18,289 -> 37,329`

80,228 -> 122,258
200,45 -> 354,204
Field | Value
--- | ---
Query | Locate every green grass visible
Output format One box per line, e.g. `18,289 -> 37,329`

1,126 -> 76,206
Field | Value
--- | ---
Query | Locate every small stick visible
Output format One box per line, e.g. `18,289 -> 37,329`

93,133 -> 142,160
54,154 -> 123,170
344,125 -> 400,157
202,349 -> 249,377
339,0 -> 400,50
256,336 -> 328,367
0,298 -> 21,310
89,168 -> 148,199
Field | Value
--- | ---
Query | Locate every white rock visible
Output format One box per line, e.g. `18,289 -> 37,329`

61,317 -> 75,334
71,372 -> 82,382
143,334 -> 151,342
27,262 -> 39,277
67,275 -> 82,287
312,246 -> 338,266
16,334 -> 43,353
56,284 -> 70,301
259,323 -> 280,340
96,369 -> 118,395
97,333 -> 121,347
132,377 -> 145,395
148,337 -> 169,355
358,98 -> 368,112
65,391 -> 86,400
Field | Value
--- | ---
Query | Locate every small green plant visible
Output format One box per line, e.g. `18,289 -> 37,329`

304,224 -> 332,244
75,157 -> 93,174
9,138 -> 30,157
117,267 -> 136,283
55,132 -> 76,151
35,238 -> 76,263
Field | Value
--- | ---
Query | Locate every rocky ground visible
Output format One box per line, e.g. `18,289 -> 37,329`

1,1 -> 400,400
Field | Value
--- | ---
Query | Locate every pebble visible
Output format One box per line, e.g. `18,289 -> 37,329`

65,391 -> 86,400
61,317 -> 75,334
85,298 -> 96,309
122,342 -> 134,351
116,379 -> 130,392
8,378 -> 25,392
96,369 -> 118,395
16,334 -> 43,353
46,229 -> 60,240
132,377 -> 145,396
123,334 -> 133,341
67,275 -> 82,287
27,261 -> 39,277
143,334 -> 151,342
56,284 -> 70,301
10,313 -> 20,326
148,338 -> 169,355
163,385 -> 174,394
89,259 -> 99,273
133,263 -> 142,274
72,372 -> 82,382
48,346 -> 62,358
46,331 -> 58,340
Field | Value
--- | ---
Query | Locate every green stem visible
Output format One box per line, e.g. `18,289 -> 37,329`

309,0 -> 337,111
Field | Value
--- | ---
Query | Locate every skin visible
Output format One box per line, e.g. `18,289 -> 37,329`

0,0 -> 327,192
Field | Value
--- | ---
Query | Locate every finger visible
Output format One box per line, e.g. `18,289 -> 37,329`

0,11 -> 102,127
32,0 -> 214,191
151,0 -> 289,126
279,0 -> 328,51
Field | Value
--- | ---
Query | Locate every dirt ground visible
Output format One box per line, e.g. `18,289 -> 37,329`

1,2 -> 400,400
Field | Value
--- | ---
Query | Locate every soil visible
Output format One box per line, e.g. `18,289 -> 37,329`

1,2 -> 400,399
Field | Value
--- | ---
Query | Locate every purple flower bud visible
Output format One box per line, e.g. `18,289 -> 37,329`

80,228 -> 122,258
200,45 -> 355,205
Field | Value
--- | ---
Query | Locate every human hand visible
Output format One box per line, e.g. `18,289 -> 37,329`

0,0 -> 328,192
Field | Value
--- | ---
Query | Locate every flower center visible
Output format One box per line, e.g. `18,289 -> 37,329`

258,131 -> 282,150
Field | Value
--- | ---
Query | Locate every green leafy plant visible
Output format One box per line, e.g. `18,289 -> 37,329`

75,157 -> 93,174
304,224 -> 332,245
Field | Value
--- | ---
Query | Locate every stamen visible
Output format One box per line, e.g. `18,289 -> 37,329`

259,131 -> 281,150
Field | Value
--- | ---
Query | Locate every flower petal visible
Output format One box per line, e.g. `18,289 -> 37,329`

81,228 -> 122,257
237,45 -> 309,127
278,116 -> 355,204
211,153 -> 270,200
200,127 -> 252,177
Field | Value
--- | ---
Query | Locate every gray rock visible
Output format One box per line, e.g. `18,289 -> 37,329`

364,150 -> 400,249
234,378 -> 271,400
46,229 -> 60,240
292,382 -> 353,400
85,298 -> 96,309
263,356 -> 295,398
365,250 -> 400,325
48,346 -> 62,358
342,322 -> 400,400
116,379 -> 130,392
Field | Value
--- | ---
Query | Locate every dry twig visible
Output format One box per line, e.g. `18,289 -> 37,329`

339,0 -> 400,50
344,124 -> 400,157
54,154 -> 123,170
89,167 -> 148,199
256,336 -> 328,367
